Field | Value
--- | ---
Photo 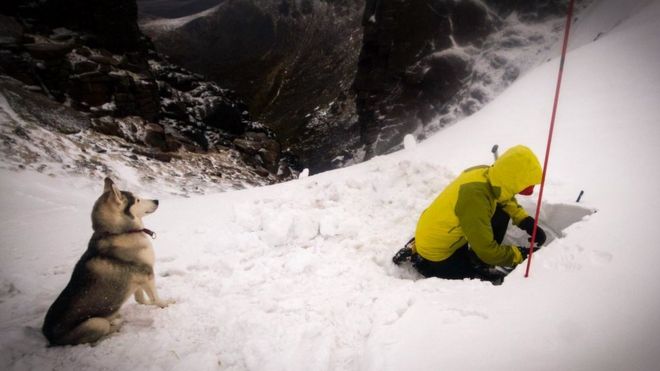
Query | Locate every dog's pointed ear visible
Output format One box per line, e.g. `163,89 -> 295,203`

104,177 -> 122,203
103,177 -> 114,193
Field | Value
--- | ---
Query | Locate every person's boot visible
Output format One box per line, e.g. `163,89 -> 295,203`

392,246 -> 412,265
393,238 -> 416,265
476,266 -> 508,285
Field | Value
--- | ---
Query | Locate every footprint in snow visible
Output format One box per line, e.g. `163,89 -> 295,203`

383,298 -> 416,325
45,265 -> 69,276
158,256 -> 176,263
0,281 -> 21,298
22,326 -> 46,343
186,264 -> 211,272
159,269 -> 186,277
543,253 -> 583,272
438,308 -> 489,324
590,250 -> 613,265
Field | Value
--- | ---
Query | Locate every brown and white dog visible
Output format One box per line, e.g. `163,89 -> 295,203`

42,177 -> 171,345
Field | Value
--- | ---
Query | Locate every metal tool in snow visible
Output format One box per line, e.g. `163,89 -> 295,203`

491,144 -> 499,160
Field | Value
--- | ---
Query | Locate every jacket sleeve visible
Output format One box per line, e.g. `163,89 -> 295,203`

499,197 -> 529,226
455,183 -> 520,267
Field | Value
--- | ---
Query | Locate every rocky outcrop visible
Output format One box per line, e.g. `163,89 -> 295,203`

142,0 -> 364,173
0,74 -> 283,194
8,0 -> 578,180
0,0 -> 295,192
141,0 -> 574,173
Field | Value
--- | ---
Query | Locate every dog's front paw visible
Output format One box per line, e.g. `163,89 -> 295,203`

134,289 -> 149,305
155,298 -> 175,308
109,319 -> 124,333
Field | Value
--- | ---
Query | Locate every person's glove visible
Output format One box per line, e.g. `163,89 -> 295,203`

513,246 -> 539,264
518,247 -> 538,260
518,216 -> 547,246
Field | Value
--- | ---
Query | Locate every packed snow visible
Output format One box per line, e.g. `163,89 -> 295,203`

2,0 -> 660,370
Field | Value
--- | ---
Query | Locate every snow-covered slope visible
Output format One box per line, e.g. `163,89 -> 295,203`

140,4 -> 221,33
2,0 -> 660,370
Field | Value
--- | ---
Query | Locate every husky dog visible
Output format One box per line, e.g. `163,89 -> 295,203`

42,177 -> 171,346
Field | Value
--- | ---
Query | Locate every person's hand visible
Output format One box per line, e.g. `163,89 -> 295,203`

513,246 -> 539,264
518,216 -> 547,246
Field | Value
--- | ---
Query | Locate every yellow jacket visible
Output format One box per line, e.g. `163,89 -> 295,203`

414,145 -> 542,266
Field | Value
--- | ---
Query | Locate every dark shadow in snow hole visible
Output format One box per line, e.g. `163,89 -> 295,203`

505,201 -> 596,247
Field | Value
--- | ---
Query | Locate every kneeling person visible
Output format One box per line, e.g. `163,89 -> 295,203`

397,145 -> 547,283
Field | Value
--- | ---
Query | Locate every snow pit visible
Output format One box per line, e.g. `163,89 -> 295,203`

505,201 -> 596,248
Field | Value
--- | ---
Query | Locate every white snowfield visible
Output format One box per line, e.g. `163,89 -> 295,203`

2,0 -> 660,370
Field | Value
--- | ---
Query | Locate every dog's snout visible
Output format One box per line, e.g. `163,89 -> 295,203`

154,200 -> 159,206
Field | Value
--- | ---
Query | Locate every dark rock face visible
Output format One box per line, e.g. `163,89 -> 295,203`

1,77 -> 90,135
354,0 -> 486,155
490,0 -> 566,20
353,0 -> 567,158
6,0 -> 146,53
203,101 -> 247,136
234,132 -> 281,173
452,0 -> 496,46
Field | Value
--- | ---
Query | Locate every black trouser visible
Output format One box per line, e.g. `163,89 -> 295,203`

413,205 -> 510,281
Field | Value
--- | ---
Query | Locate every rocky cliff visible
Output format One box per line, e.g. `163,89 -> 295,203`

353,0 -> 571,158
2,0 -> 581,182
142,0 -> 577,173
0,0 -> 294,194
140,0 -> 364,172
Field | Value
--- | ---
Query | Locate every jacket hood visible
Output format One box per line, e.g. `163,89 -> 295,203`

488,145 -> 542,201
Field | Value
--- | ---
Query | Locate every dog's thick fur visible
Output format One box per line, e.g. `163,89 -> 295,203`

42,177 -> 170,346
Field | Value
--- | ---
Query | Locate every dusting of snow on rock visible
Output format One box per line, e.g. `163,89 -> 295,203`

140,4 -> 222,33
403,134 -> 416,150
0,80 -> 279,197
